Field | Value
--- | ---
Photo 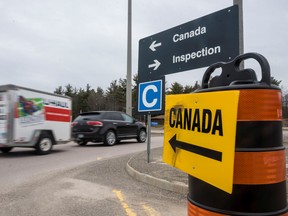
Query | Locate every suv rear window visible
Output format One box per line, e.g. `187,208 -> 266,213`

74,112 -> 101,121
102,112 -> 123,121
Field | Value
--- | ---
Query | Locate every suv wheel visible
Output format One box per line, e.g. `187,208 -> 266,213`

137,129 -> 147,143
0,147 -> 13,153
104,130 -> 116,146
77,141 -> 87,146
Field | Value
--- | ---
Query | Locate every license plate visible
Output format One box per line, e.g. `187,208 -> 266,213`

78,134 -> 84,138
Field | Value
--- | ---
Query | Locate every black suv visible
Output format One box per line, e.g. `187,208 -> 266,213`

71,111 -> 147,146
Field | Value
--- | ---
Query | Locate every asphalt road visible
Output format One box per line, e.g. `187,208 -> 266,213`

0,135 -> 187,216
1,131 -> 288,216
0,136 -> 163,193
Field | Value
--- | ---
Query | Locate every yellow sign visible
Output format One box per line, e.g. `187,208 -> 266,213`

163,91 -> 239,194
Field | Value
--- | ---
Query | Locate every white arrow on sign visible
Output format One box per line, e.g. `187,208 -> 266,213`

149,40 -> 162,52
148,60 -> 161,71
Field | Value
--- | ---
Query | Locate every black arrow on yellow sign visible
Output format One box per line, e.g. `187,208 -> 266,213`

169,134 -> 222,162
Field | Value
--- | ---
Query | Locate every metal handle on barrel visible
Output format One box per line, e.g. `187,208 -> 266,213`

201,52 -> 271,89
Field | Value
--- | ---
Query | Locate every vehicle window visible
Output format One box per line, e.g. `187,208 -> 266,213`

121,113 -> 133,123
82,115 -> 97,121
90,114 -> 101,121
102,112 -> 123,121
102,112 -> 112,120
74,113 -> 100,121
111,112 -> 123,121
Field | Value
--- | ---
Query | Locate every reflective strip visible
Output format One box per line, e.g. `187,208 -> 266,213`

188,201 -> 225,216
188,200 -> 288,216
237,89 -> 282,121
234,150 -> 286,184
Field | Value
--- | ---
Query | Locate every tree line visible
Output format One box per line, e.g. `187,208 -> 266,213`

54,75 -> 200,120
54,75 -> 288,121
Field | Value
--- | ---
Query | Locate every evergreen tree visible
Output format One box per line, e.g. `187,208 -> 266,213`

54,86 -> 64,95
167,82 -> 183,94
87,87 -> 105,111
271,76 -> 281,86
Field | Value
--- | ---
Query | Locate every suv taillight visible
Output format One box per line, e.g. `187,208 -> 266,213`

87,121 -> 103,126
71,122 -> 78,127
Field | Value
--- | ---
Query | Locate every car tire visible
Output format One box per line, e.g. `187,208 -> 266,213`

77,141 -> 87,146
137,129 -> 147,143
35,134 -> 53,155
0,147 -> 13,153
104,130 -> 116,146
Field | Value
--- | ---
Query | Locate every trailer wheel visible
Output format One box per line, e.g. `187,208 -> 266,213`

0,147 -> 13,153
35,134 -> 53,155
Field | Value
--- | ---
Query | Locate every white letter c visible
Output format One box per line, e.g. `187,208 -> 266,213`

142,85 -> 157,108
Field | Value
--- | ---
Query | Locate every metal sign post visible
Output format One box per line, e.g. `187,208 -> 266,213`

137,78 -> 164,163
147,114 -> 151,163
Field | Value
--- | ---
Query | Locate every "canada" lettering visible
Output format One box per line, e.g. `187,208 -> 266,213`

169,108 -> 223,136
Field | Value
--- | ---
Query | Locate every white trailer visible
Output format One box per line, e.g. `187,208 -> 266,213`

0,84 -> 72,155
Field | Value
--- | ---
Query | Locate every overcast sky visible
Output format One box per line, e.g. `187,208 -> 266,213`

0,0 -> 287,93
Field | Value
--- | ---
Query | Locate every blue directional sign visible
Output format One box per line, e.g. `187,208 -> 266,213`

138,79 -> 164,113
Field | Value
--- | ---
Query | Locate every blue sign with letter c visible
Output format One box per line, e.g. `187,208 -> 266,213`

138,80 -> 162,112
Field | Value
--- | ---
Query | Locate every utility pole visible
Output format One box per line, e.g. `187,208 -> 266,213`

126,0 -> 132,115
233,0 -> 244,55
234,0 -> 244,69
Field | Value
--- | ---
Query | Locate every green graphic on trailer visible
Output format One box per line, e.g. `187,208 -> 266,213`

18,96 -> 44,124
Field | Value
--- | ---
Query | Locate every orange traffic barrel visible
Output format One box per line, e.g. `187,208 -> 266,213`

188,53 -> 288,216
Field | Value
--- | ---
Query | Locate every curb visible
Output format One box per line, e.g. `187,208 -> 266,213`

125,154 -> 188,195
128,129 -> 288,195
